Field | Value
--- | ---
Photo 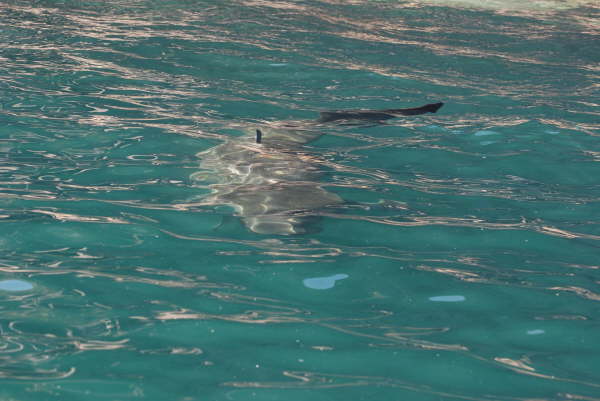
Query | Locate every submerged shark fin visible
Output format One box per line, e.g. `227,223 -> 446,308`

382,102 -> 444,116
317,102 -> 444,123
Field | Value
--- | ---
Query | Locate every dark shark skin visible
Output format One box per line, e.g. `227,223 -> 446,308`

317,102 -> 444,123
196,102 -> 444,235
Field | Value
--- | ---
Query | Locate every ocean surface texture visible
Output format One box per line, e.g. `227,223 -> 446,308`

0,1 -> 599,400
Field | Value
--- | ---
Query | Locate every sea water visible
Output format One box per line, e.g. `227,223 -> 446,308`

0,1 -> 599,400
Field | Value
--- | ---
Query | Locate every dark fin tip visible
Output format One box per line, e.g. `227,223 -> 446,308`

428,102 -> 444,113
256,129 -> 262,144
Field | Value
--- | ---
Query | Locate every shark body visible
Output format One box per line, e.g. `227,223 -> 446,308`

196,102 -> 443,235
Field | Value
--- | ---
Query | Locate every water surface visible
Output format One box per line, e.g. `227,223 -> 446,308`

0,1 -> 599,400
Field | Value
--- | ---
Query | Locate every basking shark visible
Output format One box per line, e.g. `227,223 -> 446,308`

195,102 -> 443,235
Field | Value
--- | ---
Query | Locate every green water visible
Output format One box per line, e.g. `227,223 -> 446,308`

0,1 -> 599,400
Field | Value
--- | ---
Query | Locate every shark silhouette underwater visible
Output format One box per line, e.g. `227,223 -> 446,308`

195,102 -> 444,235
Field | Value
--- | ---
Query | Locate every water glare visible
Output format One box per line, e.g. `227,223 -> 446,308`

0,1 -> 599,400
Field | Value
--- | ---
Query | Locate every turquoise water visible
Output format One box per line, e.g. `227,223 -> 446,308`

1,0 -> 599,399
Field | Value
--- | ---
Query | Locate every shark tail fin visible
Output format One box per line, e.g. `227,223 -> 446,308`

385,102 -> 444,116
316,102 -> 445,123
422,102 -> 444,113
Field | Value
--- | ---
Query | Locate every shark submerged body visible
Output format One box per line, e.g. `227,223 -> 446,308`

196,102 -> 443,235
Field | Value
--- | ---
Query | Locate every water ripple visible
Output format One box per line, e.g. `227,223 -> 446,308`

0,0 -> 599,399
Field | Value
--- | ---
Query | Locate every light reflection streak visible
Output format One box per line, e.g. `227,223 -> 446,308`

336,30 -> 554,66
535,314 -> 588,320
494,357 -> 535,372
324,323 -> 467,351
317,212 -> 600,241
207,292 -> 304,313
0,367 -> 76,380
493,357 -> 600,388
537,119 -> 599,137
547,286 -> 600,301
73,339 -> 129,351
155,309 -> 302,325
260,259 -> 334,264
223,370 -> 522,401
0,264 -> 221,290
241,0 -> 310,11
561,263 -> 599,270
30,209 -> 129,224
140,346 -> 203,355
154,295 -> 467,352
160,228 -> 344,257
416,265 -> 482,282
559,394 -> 600,401
1,1 -> 598,395
56,183 -> 134,191
407,0 -> 599,13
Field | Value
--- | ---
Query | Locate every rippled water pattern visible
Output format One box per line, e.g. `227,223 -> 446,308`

1,1 -> 599,400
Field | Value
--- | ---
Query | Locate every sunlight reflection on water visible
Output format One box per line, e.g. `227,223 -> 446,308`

0,1 -> 598,400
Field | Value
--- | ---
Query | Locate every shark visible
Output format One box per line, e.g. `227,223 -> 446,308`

195,102 -> 444,235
